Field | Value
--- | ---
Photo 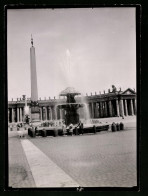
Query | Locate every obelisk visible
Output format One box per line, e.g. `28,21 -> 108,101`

30,35 -> 40,121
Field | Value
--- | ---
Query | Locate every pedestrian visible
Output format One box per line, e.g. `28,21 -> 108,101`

69,123 -> 74,136
10,124 -> 13,131
62,121 -> 66,136
77,121 -> 84,135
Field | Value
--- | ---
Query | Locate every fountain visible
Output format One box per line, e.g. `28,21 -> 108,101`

57,87 -> 85,125
28,48 -> 109,137
28,87 -> 110,138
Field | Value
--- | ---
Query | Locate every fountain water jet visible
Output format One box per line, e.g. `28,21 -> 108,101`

79,96 -> 91,123
58,49 -> 92,125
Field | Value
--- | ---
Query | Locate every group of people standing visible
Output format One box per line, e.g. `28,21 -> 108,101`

62,121 -> 83,136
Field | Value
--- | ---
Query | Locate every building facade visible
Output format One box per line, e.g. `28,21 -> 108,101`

8,88 -> 136,123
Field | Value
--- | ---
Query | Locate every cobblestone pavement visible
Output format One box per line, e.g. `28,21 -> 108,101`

30,120 -> 137,187
8,117 -> 137,188
8,129 -> 36,188
21,139 -> 79,187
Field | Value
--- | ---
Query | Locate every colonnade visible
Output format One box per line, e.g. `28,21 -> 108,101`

88,98 -> 136,119
8,106 -> 65,123
8,107 -> 25,123
39,106 -> 65,121
8,98 -> 136,123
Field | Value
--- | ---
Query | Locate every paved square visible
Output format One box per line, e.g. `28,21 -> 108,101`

8,118 -> 137,188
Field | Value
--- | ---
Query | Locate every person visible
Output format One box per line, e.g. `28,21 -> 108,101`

76,121 -> 83,135
75,121 -> 81,135
69,123 -> 74,136
17,123 -> 20,131
76,121 -> 81,128
62,121 -> 66,136
10,124 -> 13,131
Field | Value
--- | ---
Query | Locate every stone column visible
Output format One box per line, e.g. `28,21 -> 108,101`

50,107 -> 53,120
51,107 -> 54,120
98,102 -> 101,117
57,107 -> 59,120
20,108 -> 22,122
119,99 -> 124,117
104,102 -> 108,117
134,99 -> 136,114
99,102 -> 103,118
116,100 -> 120,117
29,107 -> 32,121
21,108 -> 23,122
47,107 -> 49,120
125,99 -> 128,116
8,109 -> 10,123
63,109 -> 66,120
91,102 -> 94,119
45,107 -> 47,120
12,108 -> 14,122
54,106 -> 57,120
93,103 -> 96,118
98,103 -> 101,118
130,99 -> 134,115
40,107 -> 42,121
101,102 -> 104,117
22,107 -> 24,122
108,101 -> 112,117
101,102 -> 103,117
95,103 -> 99,118
103,102 -> 106,117
17,108 -> 19,122
60,109 -> 62,120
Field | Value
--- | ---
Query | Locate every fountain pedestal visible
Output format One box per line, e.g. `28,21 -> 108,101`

58,87 -> 84,126
65,108 -> 79,125
31,107 -> 40,121
30,101 -> 40,121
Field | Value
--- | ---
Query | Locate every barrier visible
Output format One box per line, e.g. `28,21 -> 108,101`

41,129 -> 47,137
93,125 -> 96,134
54,129 -> 58,137
116,123 -> 120,131
120,122 -> 124,130
111,123 -> 117,132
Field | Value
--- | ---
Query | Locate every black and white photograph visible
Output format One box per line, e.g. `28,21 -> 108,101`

7,7 -> 137,189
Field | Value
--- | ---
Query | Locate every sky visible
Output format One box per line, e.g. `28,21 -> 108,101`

7,8 -> 136,101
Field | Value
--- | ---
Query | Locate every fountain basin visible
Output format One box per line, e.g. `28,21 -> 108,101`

28,122 -> 109,137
